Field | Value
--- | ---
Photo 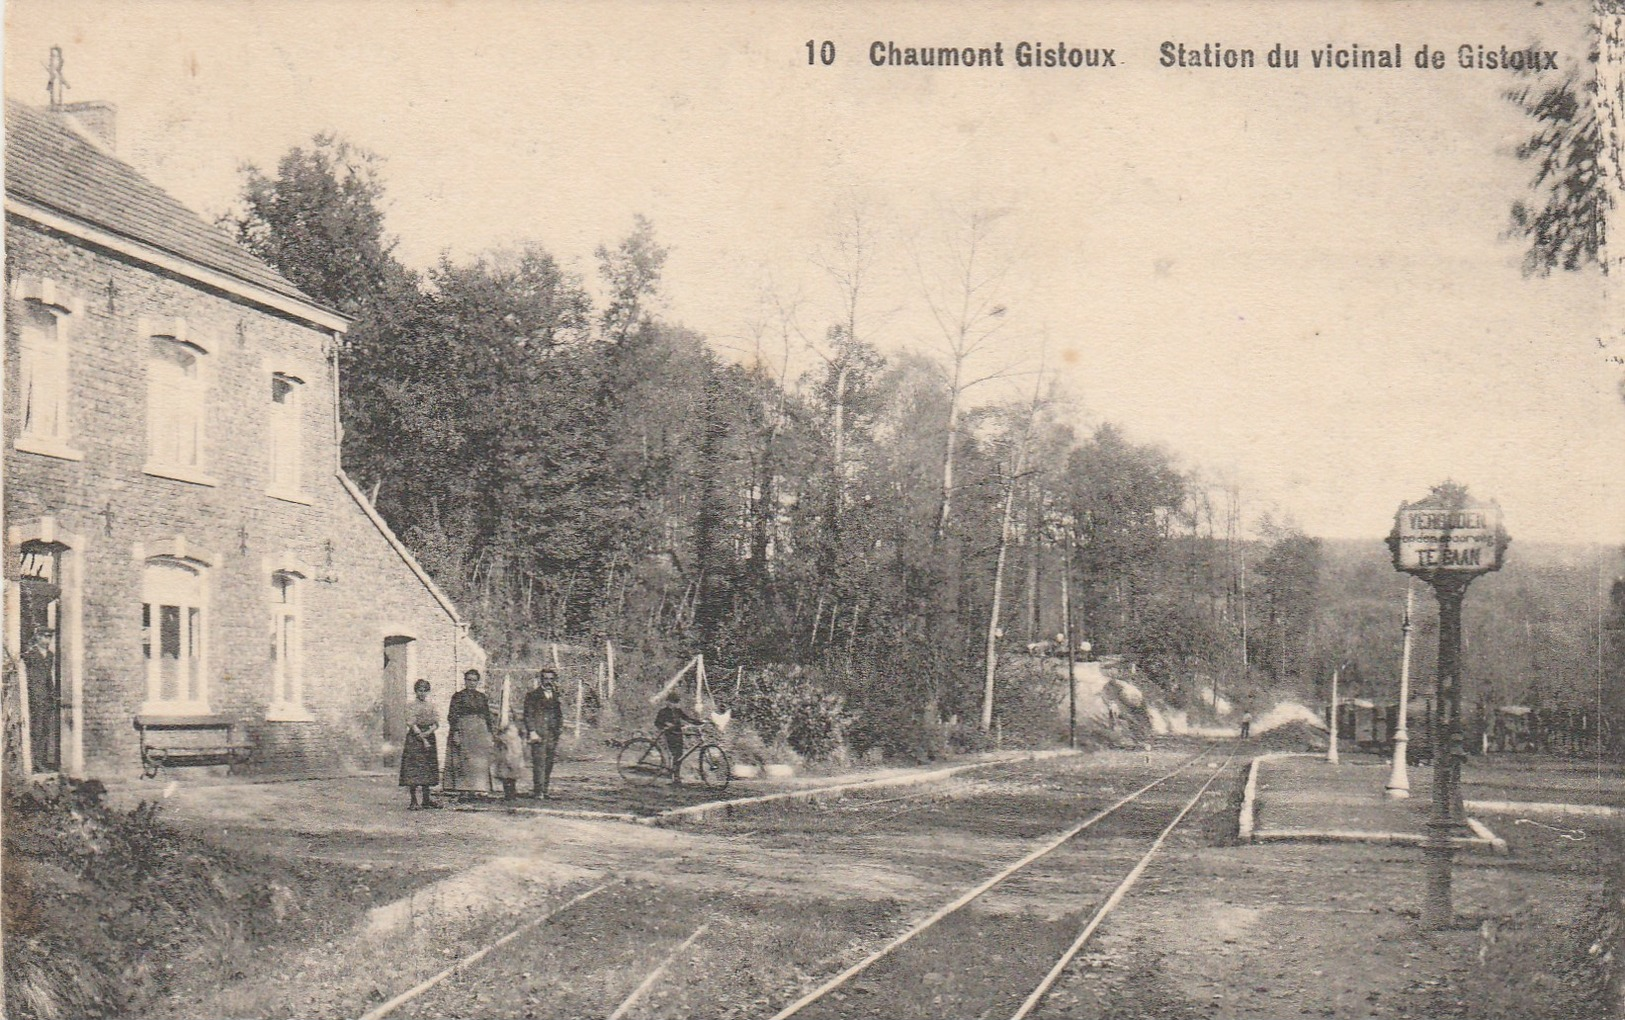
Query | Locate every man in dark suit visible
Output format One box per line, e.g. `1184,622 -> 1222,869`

523,669 -> 565,799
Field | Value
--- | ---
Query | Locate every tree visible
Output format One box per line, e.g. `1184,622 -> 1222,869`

980,363 -> 1051,731
596,214 -> 669,343
225,133 -> 428,496
739,290 -> 800,594
1508,64 -> 1602,276
1252,524 -> 1324,684
1063,424 -> 1188,650
1507,2 -> 1625,387
914,209 -> 1017,540
229,133 -> 406,313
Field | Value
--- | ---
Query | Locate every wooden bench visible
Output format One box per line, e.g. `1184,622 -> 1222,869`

134,715 -> 255,779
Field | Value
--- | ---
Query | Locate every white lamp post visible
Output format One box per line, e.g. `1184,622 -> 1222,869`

1386,582 -> 1415,799
1328,665 -> 1341,765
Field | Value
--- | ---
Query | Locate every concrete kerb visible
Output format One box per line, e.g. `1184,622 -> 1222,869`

640,748 -> 1083,826
1240,751 -> 1508,854
1465,817 -> 1510,854
1465,799 -> 1621,818
169,749 -> 1084,827
1252,828 -> 1504,852
478,749 -> 1085,827
461,804 -> 645,823
1238,751 -> 1315,843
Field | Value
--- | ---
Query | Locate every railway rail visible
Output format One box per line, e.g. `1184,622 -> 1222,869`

769,747 -> 1231,1019
359,746 -> 1234,1020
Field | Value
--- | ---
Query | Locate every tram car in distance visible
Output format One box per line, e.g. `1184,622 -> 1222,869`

1330,698 -> 1438,764
1488,706 -> 1533,753
1332,699 -> 1602,760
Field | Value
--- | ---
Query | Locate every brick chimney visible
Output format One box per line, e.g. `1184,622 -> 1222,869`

61,100 -> 116,152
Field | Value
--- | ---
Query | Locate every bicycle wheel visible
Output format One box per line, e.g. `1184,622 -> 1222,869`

696,743 -> 732,791
617,738 -> 666,784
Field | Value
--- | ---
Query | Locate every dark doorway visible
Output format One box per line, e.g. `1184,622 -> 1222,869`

382,635 -> 414,746
19,543 -> 63,773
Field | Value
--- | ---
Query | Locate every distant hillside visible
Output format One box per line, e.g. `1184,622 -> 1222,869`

1313,537 -> 1622,709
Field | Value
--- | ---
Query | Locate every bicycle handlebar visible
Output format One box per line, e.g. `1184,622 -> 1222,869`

657,722 -> 720,738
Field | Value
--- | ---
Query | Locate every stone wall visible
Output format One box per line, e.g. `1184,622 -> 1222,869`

4,218 -> 471,779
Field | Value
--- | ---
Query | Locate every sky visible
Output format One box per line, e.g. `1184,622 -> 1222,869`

6,0 -> 1622,546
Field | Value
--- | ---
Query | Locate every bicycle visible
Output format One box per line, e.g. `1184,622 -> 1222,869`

617,723 -> 732,791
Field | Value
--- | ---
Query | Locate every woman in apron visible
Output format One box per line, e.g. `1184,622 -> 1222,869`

444,669 -> 495,799
399,679 -> 442,810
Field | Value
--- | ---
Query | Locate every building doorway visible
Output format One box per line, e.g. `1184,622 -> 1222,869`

382,635 -> 415,747
19,543 -> 63,773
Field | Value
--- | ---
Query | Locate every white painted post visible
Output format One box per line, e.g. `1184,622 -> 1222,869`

605,639 -> 616,701
695,654 -> 706,713
574,673 -> 583,740
649,656 -> 697,704
1328,667 -> 1340,765
1387,583 -> 1414,799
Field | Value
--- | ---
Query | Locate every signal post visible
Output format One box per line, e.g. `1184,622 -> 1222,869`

1386,484 -> 1509,930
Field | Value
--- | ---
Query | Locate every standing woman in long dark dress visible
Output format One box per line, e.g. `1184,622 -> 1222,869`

400,679 -> 442,810
445,669 -> 495,800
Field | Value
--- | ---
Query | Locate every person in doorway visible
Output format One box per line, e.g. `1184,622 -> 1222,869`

523,669 -> 565,799
1240,710 -> 1253,740
654,691 -> 704,784
400,680 -> 442,810
493,719 -> 528,802
445,669 -> 495,800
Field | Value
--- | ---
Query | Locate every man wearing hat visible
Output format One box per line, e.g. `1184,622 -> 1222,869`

522,669 -> 565,799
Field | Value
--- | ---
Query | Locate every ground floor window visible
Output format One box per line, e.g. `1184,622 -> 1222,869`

142,559 -> 207,711
270,570 -> 303,711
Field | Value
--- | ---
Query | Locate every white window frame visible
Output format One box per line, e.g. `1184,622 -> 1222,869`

140,555 -> 211,716
266,567 -> 312,721
266,371 -> 308,503
11,276 -> 83,461
142,317 -> 216,486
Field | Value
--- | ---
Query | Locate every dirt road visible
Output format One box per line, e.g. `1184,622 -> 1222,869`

132,746 -> 1615,1020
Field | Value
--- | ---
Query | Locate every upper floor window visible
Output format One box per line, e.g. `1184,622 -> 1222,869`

20,302 -> 69,441
268,373 -> 304,497
12,277 -> 81,460
147,334 -> 207,472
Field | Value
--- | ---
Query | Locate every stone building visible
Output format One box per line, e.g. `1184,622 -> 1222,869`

4,97 -> 482,779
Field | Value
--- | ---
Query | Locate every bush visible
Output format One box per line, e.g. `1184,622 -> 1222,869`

2,777 -> 404,1020
737,667 -> 853,763
723,722 -> 802,768
4,779 -> 210,1018
1598,828 -> 1625,1016
944,719 -> 993,754
990,658 -> 1070,747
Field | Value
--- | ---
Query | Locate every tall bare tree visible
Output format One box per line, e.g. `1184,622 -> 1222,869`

809,204 -> 890,545
915,208 -> 1017,541
982,367 -> 1047,731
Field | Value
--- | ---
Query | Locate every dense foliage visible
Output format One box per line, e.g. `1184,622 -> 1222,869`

227,136 -> 1624,758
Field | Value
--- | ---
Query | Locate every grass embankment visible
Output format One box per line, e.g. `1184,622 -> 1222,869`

1441,819 -> 1624,1019
2,778 -> 431,1020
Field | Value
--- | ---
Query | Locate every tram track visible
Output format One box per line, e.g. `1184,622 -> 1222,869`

768,747 -> 1230,1020
358,745 -> 1235,1020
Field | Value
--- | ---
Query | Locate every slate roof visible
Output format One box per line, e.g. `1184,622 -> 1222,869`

5,98 -> 320,307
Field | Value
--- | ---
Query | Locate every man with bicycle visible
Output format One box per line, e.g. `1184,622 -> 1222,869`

654,690 -> 704,784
